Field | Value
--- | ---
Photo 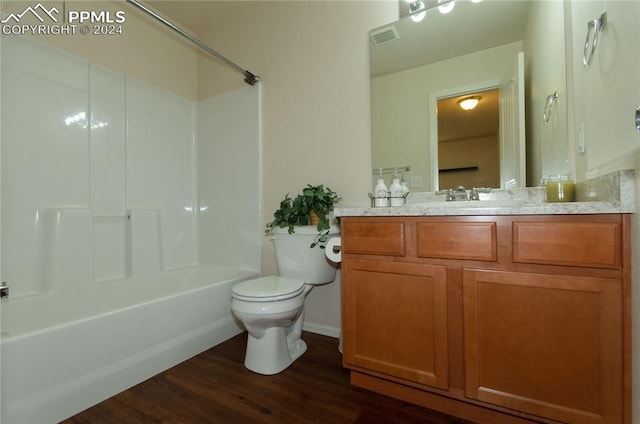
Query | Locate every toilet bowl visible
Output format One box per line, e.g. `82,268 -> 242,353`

231,225 -> 339,375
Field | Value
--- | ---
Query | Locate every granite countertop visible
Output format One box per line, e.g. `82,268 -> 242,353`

335,170 -> 635,217
335,200 -> 628,217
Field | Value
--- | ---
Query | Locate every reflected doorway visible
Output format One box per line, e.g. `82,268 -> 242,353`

437,88 -> 500,189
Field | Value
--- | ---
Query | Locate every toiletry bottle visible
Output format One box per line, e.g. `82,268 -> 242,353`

374,169 -> 388,207
389,170 -> 403,207
400,172 -> 410,196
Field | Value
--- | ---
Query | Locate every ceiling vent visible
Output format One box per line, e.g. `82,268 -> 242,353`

370,25 -> 399,46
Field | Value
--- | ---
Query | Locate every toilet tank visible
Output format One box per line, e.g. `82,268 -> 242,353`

271,225 -> 339,285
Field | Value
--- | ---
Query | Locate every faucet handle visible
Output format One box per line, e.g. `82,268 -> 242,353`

470,187 -> 492,200
436,188 -> 455,201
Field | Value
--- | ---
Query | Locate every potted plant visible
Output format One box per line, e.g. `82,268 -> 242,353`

265,184 -> 341,248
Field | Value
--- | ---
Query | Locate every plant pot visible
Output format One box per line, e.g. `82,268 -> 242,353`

309,210 -> 320,225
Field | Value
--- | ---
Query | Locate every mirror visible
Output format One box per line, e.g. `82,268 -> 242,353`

370,0 -> 569,191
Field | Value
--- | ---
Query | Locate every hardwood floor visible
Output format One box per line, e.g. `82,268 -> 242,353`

63,332 -> 475,424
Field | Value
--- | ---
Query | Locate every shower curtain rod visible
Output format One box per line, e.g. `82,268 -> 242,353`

125,0 -> 260,86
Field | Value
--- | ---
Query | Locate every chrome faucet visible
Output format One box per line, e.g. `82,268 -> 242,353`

437,186 -> 492,201
436,186 -> 468,201
453,186 -> 468,201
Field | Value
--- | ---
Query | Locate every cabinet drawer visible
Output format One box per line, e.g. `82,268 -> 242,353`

513,221 -> 621,269
417,222 -> 496,261
343,221 -> 405,256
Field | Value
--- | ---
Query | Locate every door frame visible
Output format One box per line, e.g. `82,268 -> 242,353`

428,79 -> 500,191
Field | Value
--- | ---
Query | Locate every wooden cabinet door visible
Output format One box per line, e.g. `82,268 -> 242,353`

343,259 -> 448,389
463,269 -> 623,424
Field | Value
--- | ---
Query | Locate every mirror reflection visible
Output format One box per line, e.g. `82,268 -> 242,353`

370,0 -> 569,192
438,88 -> 500,189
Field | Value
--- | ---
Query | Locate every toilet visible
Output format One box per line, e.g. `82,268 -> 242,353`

231,225 -> 339,375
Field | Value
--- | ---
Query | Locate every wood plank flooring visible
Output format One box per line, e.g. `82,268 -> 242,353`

63,332 -> 475,424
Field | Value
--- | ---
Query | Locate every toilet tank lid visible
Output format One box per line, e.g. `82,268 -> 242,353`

232,276 -> 305,299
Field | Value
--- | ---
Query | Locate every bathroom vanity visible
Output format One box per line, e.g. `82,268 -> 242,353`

336,191 -> 633,424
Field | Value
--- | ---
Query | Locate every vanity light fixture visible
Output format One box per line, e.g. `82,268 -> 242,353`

457,96 -> 481,110
404,0 -> 472,23
408,1 -> 426,22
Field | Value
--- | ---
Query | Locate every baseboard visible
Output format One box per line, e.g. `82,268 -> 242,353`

303,322 -> 341,339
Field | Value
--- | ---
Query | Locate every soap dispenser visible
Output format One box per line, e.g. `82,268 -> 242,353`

389,170 -> 403,207
400,172 -> 410,196
374,168 -> 388,207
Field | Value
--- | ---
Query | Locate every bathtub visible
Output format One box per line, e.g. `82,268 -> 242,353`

0,265 -> 258,424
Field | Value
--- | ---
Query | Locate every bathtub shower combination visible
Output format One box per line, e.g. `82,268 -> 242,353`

0,35 -> 261,423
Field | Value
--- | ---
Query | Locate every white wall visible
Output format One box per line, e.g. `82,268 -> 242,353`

569,1 -> 640,180
2,0 -> 199,99
566,1 -> 640,421
524,0 -> 568,186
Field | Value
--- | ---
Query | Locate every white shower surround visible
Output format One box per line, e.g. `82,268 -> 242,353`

0,37 -> 261,422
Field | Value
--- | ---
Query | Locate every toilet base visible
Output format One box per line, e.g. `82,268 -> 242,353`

244,326 -> 307,375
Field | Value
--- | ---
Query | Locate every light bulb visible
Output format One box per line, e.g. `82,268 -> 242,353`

438,0 -> 455,14
457,96 -> 480,110
409,1 -> 426,22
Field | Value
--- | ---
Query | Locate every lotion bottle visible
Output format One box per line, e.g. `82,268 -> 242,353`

389,170 -> 403,207
374,169 -> 388,207
400,172 -> 410,196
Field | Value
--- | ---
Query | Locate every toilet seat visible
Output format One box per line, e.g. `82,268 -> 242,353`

232,276 -> 305,302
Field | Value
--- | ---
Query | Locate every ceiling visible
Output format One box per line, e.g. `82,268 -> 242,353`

438,88 -> 499,143
146,1 -> 258,34
371,0 -> 531,77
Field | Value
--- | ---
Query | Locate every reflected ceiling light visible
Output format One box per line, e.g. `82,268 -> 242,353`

457,96 -> 481,110
470,0 -> 482,3
65,111 -> 86,126
438,0 -> 455,14
408,1 -> 426,22
64,111 -> 109,129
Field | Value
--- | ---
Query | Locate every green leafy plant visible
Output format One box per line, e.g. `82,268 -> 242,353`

265,184 -> 341,248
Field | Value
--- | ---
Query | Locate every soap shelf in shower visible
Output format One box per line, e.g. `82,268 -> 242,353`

94,215 -> 131,223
